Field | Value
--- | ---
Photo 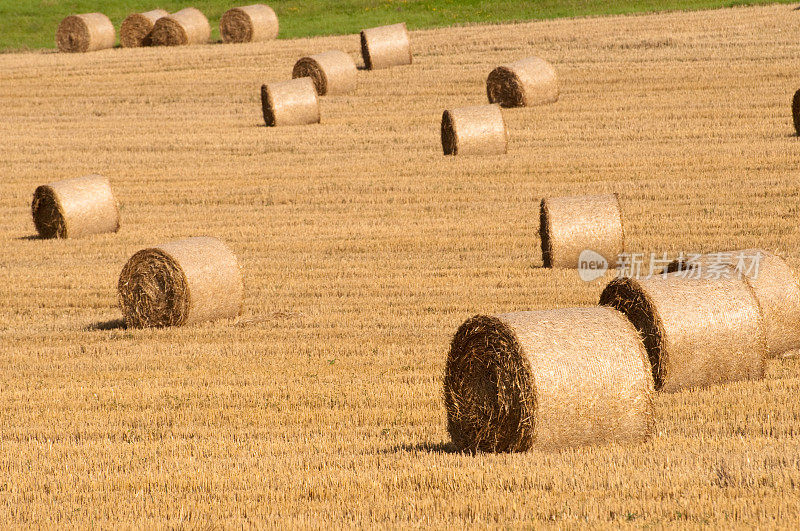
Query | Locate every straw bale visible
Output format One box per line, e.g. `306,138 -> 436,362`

360,23 -> 412,70
220,4 -> 279,43
293,50 -> 357,96
120,10 -> 169,48
261,77 -> 320,126
441,104 -> 507,156
487,57 -> 558,108
149,8 -> 211,46
31,175 -> 119,239
56,13 -> 115,53
444,307 -> 655,453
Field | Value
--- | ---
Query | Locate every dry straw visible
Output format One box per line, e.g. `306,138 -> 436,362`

220,4 -> 279,43
360,23 -> 412,70
793,89 -> 800,136
118,237 -> 243,328
149,8 -> 211,47
31,175 -> 120,239
599,271 -> 767,393
444,307 -> 655,453
293,50 -> 358,96
441,104 -> 507,156
540,193 -> 624,269
120,9 -> 169,48
664,249 -> 800,357
261,77 -> 320,127
487,56 -> 559,108
56,13 -> 115,53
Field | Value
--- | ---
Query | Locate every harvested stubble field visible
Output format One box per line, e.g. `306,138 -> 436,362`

1,4 -> 800,526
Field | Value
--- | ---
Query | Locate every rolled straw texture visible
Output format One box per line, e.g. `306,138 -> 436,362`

664,249 -> 800,357
149,8 -> 211,47
261,77 -> 320,127
793,89 -> 800,136
56,13 -> 115,53
540,193 -> 624,268
120,9 -> 169,48
31,175 -> 119,239
220,4 -> 278,43
441,104 -> 507,156
444,307 -> 655,453
118,237 -> 243,328
360,23 -> 412,70
599,271 -> 767,393
487,56 -> 559,108
292,50 -> 357,96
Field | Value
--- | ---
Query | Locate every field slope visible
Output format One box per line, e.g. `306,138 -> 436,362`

1,4 -> 799,526
1,0 -> 797,51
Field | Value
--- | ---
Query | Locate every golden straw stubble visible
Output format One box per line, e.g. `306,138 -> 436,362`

31,174 -> 120,239
220,4 -> 279,43
441,104 -> 507,156
149,8 -> 211,47
600,271 -> 767,393
118,237 -> 244,328
261,77 -> 321,126
487,56 -> 558,107
540,193 -> 624,269
444,307 -> 655,453
55,13 -> 116,53
120,9 -> 169,48
292,50 -> 358,96
360,23 -> 412,70
663,249 -> 800,357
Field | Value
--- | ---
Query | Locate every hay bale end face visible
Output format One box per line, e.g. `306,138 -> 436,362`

360,23 -> 412,70
261,77 -> 320,127
120,9 -> 169,48
118,237 -> 243,328
599,272 -> 767,393
31,175 -> 120,239
221,4 -> 279,43
487,56 -> 558,108
444,307 -> 655,453
56,13 -> 115,53
664,249 -> 800,357
149,8 -> 211,47
540,193 -> 624,269
441,104 -> 507,156
793,89 -> 800,136
293,50 -> 358,96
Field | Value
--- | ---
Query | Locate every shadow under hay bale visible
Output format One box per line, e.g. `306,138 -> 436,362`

441,104 -> 507,156
360,23 -> 412,70
599,271 -> 767,393
261,77 -> 320,127
31,175 -> 120,239
120,9 -> 169,48
487,56 -> 558,108
444,307 -> 655,453
149,8 -> 211,47
220,4 -> 278,43
663,249 -> 800,358
56,13 -> 115,53
540,193 -> 624,269
293,50 -> 357,96
118,237 -> 243,328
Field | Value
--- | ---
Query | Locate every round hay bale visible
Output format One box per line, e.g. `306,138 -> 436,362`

149,8 -> 211,47
664,249 -> 800,357
793,89 -> 800,136
360,22 -> 412,70
31,175 -> 120,239
56,13 -> 115,53
118,237 -> 243,328
599,271 -> 767,393
261,77 -> 320,127
444,307 -> 655,453
487,56 -> 558,108
120,9 -> 169,48
540,193 -> 624,269
220,4 -> 279,43
292,50 -> 357,96
441,104 -> 507,156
